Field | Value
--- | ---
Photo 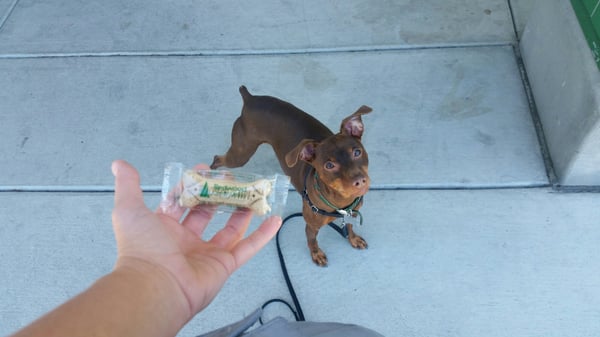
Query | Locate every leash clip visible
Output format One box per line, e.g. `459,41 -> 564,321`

338,209 -> 354,228
311,205 -> 320,214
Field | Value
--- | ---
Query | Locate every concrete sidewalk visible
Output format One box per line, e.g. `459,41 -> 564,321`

1,1 -> 599,336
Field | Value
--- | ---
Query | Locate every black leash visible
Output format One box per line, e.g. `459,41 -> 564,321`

260,212 -> 349,324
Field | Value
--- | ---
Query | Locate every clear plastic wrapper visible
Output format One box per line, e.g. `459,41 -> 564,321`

160,162 -> 290,217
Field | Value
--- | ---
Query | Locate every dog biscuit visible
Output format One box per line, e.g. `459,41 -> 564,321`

179,170 -> 273,215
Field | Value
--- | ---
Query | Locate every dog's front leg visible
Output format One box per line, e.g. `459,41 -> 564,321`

346,223 -> 368,249
305,224 -> 328,267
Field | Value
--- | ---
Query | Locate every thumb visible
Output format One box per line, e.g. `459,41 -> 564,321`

112,160 -> 145,210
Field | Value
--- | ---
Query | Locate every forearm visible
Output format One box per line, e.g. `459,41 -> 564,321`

11,260 -> 190,337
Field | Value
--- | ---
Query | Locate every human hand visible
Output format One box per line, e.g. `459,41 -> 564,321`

110,160 -> 282,320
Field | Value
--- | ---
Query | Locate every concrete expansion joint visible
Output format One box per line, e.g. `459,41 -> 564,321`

0,0 -> 19,33
0,42 -> 514,60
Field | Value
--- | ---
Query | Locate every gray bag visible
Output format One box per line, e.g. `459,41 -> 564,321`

196,309 -> 384,337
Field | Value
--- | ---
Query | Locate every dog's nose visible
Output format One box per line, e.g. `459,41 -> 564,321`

353,177 -> 367,188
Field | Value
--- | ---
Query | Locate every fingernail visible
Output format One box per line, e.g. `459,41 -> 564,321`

111,160 -> 120,177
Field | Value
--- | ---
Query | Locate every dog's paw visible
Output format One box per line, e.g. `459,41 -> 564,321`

311,248 -> 328,267
349,235 -> 368,250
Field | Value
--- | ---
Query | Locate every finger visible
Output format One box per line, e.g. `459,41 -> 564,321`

155,163 -> 211,221
112,160 -> 145,210
180,204 -> 217,237
209,209 -> 253,249
231,216 -> 282,268
193,164 -> 211,171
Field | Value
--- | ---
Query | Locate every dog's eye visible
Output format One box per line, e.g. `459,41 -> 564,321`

324,161 -> 336,170
353,148 -> 362,157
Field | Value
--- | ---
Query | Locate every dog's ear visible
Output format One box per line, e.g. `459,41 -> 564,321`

285,139 -> 320,167
340,105 -> 372,139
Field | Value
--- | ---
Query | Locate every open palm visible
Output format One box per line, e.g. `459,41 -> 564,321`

111,160 -> 281,317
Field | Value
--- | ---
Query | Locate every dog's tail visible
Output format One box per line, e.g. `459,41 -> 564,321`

239,85 -> 252,102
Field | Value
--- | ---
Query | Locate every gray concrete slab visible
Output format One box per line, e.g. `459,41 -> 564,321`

0,46 -> 547,189
2,189 -> 599,337
0,0 -> 514,55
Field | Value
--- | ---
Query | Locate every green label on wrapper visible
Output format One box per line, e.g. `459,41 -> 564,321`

200,182 -> 210,198
198,182 -> 250,200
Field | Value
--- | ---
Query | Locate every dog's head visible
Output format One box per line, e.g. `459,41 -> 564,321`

285,105 -> 371,199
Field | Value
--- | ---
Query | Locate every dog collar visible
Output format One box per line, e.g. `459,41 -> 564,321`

302,170 -> 363,226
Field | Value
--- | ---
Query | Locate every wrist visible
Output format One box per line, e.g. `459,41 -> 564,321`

11,258 -> 192,337
111,257 -> 192,333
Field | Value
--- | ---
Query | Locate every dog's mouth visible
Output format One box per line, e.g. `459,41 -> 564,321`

322,174 -> 370,199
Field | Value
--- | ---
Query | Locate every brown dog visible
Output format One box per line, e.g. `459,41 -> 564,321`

211,86 -> 371,266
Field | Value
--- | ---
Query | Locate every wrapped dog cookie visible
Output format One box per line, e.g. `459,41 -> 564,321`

161,162 -> 290,217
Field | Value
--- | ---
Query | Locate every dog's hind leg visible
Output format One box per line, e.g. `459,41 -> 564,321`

211,116 -> 261,169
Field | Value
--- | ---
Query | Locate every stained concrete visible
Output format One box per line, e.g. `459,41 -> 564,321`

0,47 -> 546,189
0,0 -> 514,54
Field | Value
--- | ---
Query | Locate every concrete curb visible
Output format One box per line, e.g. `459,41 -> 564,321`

520,0 -> 600,186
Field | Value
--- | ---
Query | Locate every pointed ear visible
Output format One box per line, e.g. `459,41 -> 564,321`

340,105 -> 372,139
285,139 -> 320,167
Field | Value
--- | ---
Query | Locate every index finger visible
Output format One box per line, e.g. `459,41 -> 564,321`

112,160 -> 145,211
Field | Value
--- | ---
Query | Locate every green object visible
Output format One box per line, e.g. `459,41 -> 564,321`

200,182 -> 210,198
571,0 -> 600,70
